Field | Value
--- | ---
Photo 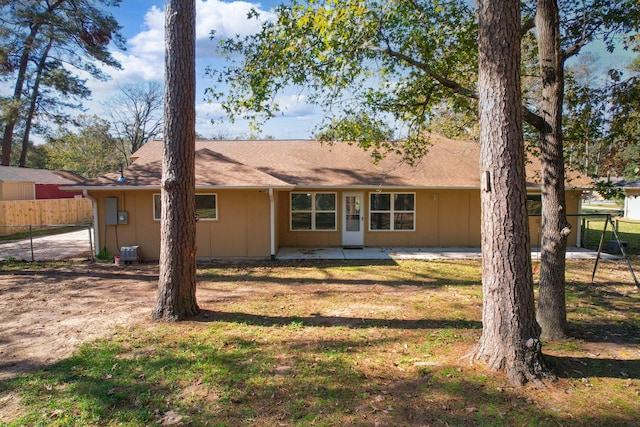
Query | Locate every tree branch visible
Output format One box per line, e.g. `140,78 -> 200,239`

523,106 -> 548,132
521,17 -> 536,37
368,45 -> 478,99
561,7 -> 600,63
369,43 -> 549,133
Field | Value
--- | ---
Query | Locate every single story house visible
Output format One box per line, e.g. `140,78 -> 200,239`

0,166 -> 84,200
615,179 -> 640,220
68,136 -> 591,260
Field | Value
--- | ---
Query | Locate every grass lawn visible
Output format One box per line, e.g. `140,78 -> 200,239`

582,217 -> 640,254
1,259 -> 639,426
581,201 -> 624,217
580,200 -> 640,253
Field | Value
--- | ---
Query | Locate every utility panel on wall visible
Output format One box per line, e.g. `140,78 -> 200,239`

118,211 -> 128,224
105,197 -> 118,225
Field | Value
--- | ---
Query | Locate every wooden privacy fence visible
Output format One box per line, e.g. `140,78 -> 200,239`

0,198 -> 93,236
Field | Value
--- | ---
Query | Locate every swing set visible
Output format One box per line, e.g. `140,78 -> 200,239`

590,213 -> 640,291
532,213 -> 639,291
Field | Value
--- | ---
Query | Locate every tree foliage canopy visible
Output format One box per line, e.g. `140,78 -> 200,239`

44,114 -> 120,178
208,0 -> 478,162
606,57 -> 640,178
0,0 -> 125,166
562,54 -> 608,176
209,0 -> 638,156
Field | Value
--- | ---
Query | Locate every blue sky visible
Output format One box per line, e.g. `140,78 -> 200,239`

88,1 -> 636,141
89,0 -> 316,139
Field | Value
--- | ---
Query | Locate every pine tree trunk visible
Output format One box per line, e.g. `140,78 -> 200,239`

152,0 -> 199,321
536,0 -> 569,340
474,0 -> 552,385
20,35 -> 53,167
2,25 -> 40,166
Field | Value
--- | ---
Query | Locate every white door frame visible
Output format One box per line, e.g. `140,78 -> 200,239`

342,192 -> 364,247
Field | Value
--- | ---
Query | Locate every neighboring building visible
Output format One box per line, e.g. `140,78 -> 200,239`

616,179 -> 640,220
68,136 -> 592,260
0,166 -> 84,200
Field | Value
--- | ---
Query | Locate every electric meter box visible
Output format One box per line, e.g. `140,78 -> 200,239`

118,211 -> 128,224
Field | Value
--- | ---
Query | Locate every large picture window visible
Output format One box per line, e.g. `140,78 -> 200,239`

153,194 -> 218,221
291,192 -> 336,230
370,192 -> 415,231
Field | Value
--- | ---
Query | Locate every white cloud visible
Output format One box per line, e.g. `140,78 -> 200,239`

108,1 -> 272,81
123,1 -> 274,65
84,1 -> 315,139
89,51 -> 163,100
197,0 -> 271,40
196,101 -> 226,127
194,98 -> 316,139
128,6 -> 165,60
89,1 -> 271,103
274,94 -> 316,119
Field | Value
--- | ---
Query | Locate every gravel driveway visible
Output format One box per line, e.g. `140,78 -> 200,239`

0,228 -> 94,262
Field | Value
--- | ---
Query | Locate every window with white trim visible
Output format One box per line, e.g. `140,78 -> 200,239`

153,194 -> 218,221
290,192 -> 336,230
369,192 -> 415,231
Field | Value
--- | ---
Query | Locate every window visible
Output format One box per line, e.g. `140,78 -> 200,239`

153,194 -> 217,221
370,192 -> 415,231
291,192 -> 336,230
526,194 -> 542,215
195,194 -> 217,220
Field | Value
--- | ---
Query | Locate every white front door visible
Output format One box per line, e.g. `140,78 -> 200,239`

342,192 -> 364,247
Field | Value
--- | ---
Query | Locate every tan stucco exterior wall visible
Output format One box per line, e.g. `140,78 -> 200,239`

199,189 -> 271,258
363,189 -> 482,247
528,190 -> 582,247
92,190 -> 158,259
91,189 -> 271,260
90,187 -> 583,259
0,182 -> 35,201
277,189 -> 483,248
277,188 -> 581,249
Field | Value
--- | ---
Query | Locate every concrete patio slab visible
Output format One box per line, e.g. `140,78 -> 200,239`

0,229 -> 93,262
276,246 -> 619,261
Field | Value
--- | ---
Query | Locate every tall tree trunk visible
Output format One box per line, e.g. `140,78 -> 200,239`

1,25 -> 40,166
152,0 -> 199,321
536,0 -> 570,340
473,0 -> 552,385
20,35 -> 54,167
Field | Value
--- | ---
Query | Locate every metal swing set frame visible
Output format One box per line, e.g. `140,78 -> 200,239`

590,213 -> 640,291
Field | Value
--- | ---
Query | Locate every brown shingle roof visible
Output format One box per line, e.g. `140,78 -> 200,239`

72,135 -> 592,190
0,166 -> 84,184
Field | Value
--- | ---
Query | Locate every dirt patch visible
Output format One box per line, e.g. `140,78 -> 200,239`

0,262 -> 159,381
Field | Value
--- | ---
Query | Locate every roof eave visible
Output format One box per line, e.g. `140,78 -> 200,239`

66,184 -> 295,191
290,183 -> 482,189
67,183 -> 592,192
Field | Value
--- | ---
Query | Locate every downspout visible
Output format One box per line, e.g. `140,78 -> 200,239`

269,188 -> 276,260
576,192 -> 582,248
83,190 -> 99,257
